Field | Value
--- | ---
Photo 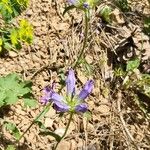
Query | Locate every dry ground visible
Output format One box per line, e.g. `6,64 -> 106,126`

0,0 -> 150,150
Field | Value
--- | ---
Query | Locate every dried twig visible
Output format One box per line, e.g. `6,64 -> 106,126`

30,63 -> 64,80
117,91 -> 141,150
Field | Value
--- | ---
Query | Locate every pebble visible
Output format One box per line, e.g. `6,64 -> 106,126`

97,105 -> 110,114
54,128 -> 65,137
57,141 -> 71,150
44,118 -> 53,128
9,51 -> 18,58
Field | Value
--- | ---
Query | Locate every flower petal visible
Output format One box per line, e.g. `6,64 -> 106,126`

41,86 -> 52,104
41,85 -> 64,104
66,69 -> 76,96
51,92 -> 64,102
53,101 -> 70,112
75,103 -> 88,113
78,80 -> 94,100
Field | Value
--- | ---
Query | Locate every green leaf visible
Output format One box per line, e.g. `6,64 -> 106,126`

0,0 -> 29,22
10,29 -> 19,46
4,122 -> 21,140
39,130 -> 61,142
35,120 -> 47,130
100,5 -> 112,23
0,73 -> 34,106
24,98 -> 38,108
0,38 -> 3,45
3,42 -> 13,50
115,0 -> 130,12
126,58 -> 140,72
143,17 -> 150,35
36,119 -> 61,142
6,145 -> 16,150
0,90 -> 6,107
63,5 -> 76,16
5,90 -> 18,105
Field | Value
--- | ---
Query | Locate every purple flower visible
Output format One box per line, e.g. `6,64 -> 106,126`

41,69 -> 94,113
83,2 -> 89,9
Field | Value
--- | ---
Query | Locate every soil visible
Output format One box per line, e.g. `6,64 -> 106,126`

0,0 -> 150,150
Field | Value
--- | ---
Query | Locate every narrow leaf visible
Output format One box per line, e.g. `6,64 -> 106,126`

39,131 -> 61,142
63,5 -> 76,16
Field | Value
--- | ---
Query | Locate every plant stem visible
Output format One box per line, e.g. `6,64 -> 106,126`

53,112 -> 73,150
73,10 -> 89,69
17,103 -> 52,142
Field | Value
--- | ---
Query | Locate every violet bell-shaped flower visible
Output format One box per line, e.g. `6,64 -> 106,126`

41,69 -> 94,113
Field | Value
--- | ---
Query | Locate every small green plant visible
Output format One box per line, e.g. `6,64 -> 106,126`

0,19 -> 33,52
100,5 -> 112,24
0,73 -> 37,107
126,58 -> 140,72
114,0 -> 130,12
143,17 -> 150,36
4,121 -> 21,140
6,145 -> 16,150
114,58 -> 150,118
0,0 -> 33,53
0,0 -> 29,22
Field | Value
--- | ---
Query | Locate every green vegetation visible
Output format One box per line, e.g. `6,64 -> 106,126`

0,73 -> 37,107
0,0 -> 33,53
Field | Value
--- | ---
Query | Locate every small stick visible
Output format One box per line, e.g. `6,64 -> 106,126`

117,91 -> 141,150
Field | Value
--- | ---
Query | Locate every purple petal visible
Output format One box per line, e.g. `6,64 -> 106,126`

53,101 -> 70,112
41,85 -> 64,104
75,103 -> 88,113
51,92 -> 64,102
41,86 -> 52,104
78,80 -> 94,100
68,0 -> 77,5
66,69 -> 76,96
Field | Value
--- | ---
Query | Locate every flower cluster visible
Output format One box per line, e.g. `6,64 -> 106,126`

41,69 -> 94,113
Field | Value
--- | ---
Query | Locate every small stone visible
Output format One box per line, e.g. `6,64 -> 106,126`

44,118 -> 53,128
9,51 -> 18,57
87,123 -> 95,132
26,9 -> 33,16
111,9 -> 125,24
70,140 -> 77,150
32,22 -> 41,27
88,101 -> 95,110
45,108 -> 56,118
57,141 -> 71,150
77,70 -> 87,84
43,7 -> 49,12
97,105 -> 110,114
85,55 -> 93,64
54,128 -> 65,137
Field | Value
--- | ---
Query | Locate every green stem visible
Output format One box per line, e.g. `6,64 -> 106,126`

53,112 -> 73,150
72,10 -> 89,69
17,103 -> 52,142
